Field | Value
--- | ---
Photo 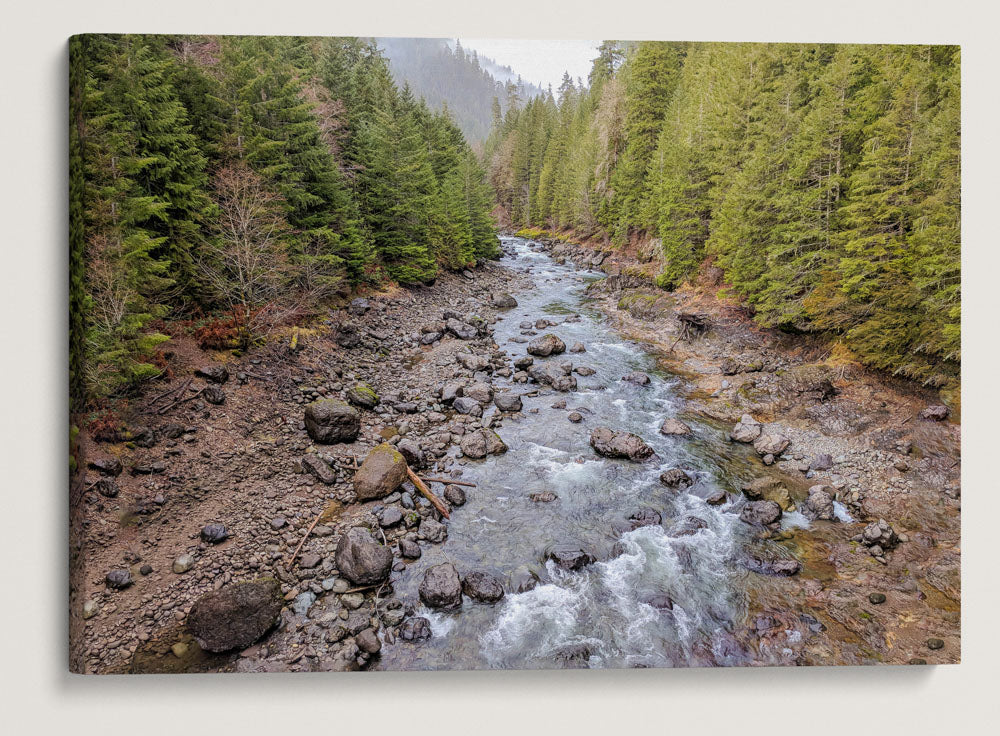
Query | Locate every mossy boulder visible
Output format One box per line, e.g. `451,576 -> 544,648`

346,383 -> 380,410
353,442 -> 408,500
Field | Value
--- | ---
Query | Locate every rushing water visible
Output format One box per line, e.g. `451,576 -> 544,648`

378,236 -> 797,670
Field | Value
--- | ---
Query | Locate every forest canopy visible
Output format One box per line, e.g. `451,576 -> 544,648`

486,42 -> 960,387
69,34 -> 499,406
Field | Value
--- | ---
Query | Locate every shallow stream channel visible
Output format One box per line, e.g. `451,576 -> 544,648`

378,236 -> 826,670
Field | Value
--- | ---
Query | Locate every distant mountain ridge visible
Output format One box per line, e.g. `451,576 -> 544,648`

376,37 -> 543,143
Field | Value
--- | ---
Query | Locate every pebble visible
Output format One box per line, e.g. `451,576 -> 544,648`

927,638 -> 944,650
869,593 -> 886,605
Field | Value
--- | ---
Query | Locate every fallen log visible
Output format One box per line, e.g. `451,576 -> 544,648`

418,476 -> 477,488
406,466 -> 450,519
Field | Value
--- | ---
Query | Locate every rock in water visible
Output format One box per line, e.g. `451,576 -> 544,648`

304,399 -> 360,444
659,468 -> 693,488
187,579 -> 282,653
729,414 -> 762,443
444,485 -> 466,506
195,364 -> 229,383
627,507 -> 662,529
335,527 -> 393,586
462,571 -> 505,603
419,563 -> 463,610
622,371 -> 651,386
353,443 -> 408,500
589,426 -> 654,461
492,293 -> 518,308
399,616 -> 432,641
659,418 -> 692,436
527,334 -> 566,357
547,545 -> 596,571
739,500 -> 783,527
345,383 -> 380,409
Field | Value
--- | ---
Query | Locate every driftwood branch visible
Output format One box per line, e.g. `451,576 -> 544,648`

157,387 -> 205,415
406,466 -> 450,519
288,509 -> 324,566
418,477 -> 477,488
149,378 -> 192,408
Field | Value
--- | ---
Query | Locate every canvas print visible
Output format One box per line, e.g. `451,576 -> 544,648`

68,35 -> 961,674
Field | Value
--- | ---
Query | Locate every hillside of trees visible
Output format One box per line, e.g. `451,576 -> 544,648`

378,37 -> 543,144
69,34 -> 499,408
486,42 -> 960,387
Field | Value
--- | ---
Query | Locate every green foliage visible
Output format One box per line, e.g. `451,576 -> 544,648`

70,34 -> 498,404
488,42 -> 961,385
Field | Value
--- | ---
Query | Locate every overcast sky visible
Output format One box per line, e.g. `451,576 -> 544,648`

457,39 -> 601,91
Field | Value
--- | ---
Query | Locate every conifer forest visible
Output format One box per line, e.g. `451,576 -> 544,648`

69,37 -> 961,675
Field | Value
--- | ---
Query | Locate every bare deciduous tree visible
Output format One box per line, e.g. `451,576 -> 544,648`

200,163 -> 292,348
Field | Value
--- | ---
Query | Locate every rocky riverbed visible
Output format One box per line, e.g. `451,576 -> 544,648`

69,235 -> 960,674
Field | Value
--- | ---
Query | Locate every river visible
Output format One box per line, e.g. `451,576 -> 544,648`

375,235 -> 825,670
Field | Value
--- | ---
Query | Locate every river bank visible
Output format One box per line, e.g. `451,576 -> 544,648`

70,235 -> 960,674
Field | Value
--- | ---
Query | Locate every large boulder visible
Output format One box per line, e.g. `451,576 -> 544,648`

187,579 -> 282,652
492,293 -> 518,309
730,414 -> 762,443
462,571 -> 505,603
527,334 -> 566,357
346,383 -> 380,409
419,563 -> 462,610
460,429 -> 508,459
353,443 -> 408,501
739,500 -> 783,527
529,362 -> 577,392
753,432 -> 790,456
334,527 -> 393,586
590,427 -> 654,461
304,399 -> 360,444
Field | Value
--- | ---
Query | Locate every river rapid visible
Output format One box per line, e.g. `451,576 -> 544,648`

377,236 -> 825,670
